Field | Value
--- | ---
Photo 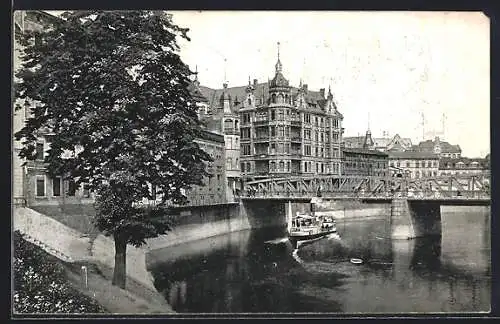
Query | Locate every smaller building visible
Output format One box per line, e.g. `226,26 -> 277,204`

412,137 -> 461,159
387,151 -> 439,179
438,157 -> 489,177
342,148 -> 389,177
343,132 -> 412,152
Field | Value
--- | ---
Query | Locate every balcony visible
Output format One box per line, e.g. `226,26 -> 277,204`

291,136 -> 302,143
253,154 -> 270,160
291,120 -> 302,127
253,137 -> 270,143
253,119 -> 269,126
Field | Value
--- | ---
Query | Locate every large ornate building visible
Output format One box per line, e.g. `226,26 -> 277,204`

200,46 -> 345,180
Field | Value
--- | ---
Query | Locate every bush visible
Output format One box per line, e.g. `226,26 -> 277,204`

13,231 -> 106,314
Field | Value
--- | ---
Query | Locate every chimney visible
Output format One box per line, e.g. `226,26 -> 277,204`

303,84 -> 308,92
319,88 -> 325,98
253,79 -> 258,87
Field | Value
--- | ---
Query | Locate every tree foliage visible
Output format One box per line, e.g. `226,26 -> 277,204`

14,10 -> 212,287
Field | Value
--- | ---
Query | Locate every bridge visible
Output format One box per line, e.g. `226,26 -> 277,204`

240,174 -> 490,202
238,174 -> 490,240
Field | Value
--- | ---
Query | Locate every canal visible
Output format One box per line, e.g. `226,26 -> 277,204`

148,207 -> 491,313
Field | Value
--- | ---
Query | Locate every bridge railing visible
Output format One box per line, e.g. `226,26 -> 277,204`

240,189 -> 490,200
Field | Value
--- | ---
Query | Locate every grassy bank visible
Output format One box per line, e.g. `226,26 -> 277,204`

13,231 -> 105,314
13,231 -> 174,315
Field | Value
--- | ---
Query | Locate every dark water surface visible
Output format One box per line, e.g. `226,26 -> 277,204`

149,207 -> 491,313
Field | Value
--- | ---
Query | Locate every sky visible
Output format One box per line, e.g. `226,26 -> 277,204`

44,10 -> 490,158
169,11 -> 490,158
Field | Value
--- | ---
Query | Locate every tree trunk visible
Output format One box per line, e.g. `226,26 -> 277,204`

112,234 -> 127,289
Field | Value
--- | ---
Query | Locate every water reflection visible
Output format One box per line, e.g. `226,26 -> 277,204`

149,209 -> 490,313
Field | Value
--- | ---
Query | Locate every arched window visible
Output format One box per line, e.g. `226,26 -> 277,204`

248,98 -> 252,106
415,171 -> 420,178
272,93 -> 276,104
278,94 -> 284,104
285,94 -> 289,104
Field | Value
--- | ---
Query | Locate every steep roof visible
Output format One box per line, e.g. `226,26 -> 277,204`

199,82 -> 337,115
388,151 -> 439,159
343,136 -> 365,148
416,138 -> 461,153
188,81 -> 209,103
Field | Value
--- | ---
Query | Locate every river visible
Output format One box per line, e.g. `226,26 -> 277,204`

148,206 -> 491,313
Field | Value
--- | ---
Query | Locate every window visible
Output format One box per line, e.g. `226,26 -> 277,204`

406,162 -> 410,168
304,145 -> 311,156
415,171 -> 420,178
52,177 -> 61,196
226,158 -> 232,170
36,142 -> 44,160
427,161 -> 432,168
287,162 -> 290,172
270,143 -> 276,154
241,162 -> 245,172
271,110 -> 276,120
278,110 -> 284,121
271,127 -> 276,137
396,162 -> 400,167
245,143 -> 253,156
270,161 -> 276,171
315,131 -> 319,142
36,176 -> 45,197
285,143 -> 290,154
150,185 -> 155,200
278,126 -> 284,137
67,180 -> 76,196
279,161 -> 284,171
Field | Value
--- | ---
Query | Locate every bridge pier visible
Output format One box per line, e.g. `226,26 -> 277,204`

391,199 -> 442,240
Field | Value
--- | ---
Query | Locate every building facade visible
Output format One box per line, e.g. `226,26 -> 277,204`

413,137 -> 461,159
341,148 -> 389,177
13,11 -> 64,205
235,48 -> 344,179
438,157 -> 489,177
184,130 -> 227,206
387,151 -> 440,179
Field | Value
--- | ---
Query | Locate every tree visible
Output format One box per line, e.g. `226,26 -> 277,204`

15,10 -> 212,288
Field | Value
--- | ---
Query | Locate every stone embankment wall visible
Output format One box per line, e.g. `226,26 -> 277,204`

13,207 -> 156,291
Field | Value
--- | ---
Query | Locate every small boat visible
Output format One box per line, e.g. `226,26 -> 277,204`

289,212 -> 337,247
350,258 -> 363,265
